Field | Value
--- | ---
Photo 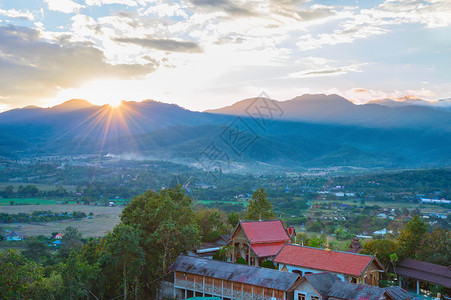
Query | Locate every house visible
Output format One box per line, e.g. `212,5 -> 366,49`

291,272 -> 412,300
169,255 -> 300,300
6,230 -> 24,241
54,233 -> 62,239
273,244 -> 384,286
227,220 -> 291,266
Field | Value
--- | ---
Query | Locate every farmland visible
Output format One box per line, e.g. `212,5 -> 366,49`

0,204 -> 122,237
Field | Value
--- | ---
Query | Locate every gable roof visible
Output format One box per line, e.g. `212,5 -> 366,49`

234,220 -> 291,244
328,281 -> 386,300
300,272 -> 341,298
169,255 -> 300,291
396,258 -> 451,288
273,244 -> 383,277
250,242 -> 287,258
6,231 -> 24,238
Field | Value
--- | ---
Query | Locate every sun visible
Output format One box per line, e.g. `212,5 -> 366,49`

108,99 -> 123,108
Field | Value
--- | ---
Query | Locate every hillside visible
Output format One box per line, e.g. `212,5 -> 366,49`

0,96 -> 450,169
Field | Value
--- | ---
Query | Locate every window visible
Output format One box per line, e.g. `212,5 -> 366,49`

312,296 -> 320,300
298,293 -> 306,300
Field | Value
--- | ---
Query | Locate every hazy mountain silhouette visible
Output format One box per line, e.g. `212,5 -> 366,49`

208,94 -> 451,129
0,95 -> 450,169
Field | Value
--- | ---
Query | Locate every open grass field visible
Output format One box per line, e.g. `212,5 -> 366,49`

0,204 -> 123,237
0,197 -> 79,206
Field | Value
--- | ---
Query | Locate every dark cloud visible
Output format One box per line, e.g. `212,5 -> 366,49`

113,36 -> 203,53
0,25 -> 157,105
302,68 -> 344,76
188,0 -> 256,17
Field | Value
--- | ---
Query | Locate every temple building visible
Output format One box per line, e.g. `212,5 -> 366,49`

227,220 -> 291,266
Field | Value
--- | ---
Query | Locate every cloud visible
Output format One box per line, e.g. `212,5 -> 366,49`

113,36 -> 203,53
44,0 -> 85,14
0,25 -> 157,106
290,62 -> 370,78
187,0 -> 256,17
85,0 -> 141,6
0,8 -> 35,21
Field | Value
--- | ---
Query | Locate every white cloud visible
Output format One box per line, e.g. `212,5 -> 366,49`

0,8 -> 34,21
44,0 -> 85,14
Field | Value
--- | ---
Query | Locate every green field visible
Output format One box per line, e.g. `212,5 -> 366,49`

0,197 -> 80,206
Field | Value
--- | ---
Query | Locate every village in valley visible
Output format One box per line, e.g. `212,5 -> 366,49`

0,169 -> 449,300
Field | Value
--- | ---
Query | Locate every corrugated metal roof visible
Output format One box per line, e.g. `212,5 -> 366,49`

328,281 -> 385,300
385,286 -> 414,300
169,255 -> 300,291
303,272 -> 341,298
397,258 -> 451,288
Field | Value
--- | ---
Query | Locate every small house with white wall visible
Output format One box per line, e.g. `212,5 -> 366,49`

273,244 -> 384,286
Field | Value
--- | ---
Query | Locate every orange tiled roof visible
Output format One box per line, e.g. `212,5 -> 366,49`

274,244 -> 381,277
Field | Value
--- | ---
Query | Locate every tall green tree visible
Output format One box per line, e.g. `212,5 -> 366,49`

101,224 -> 145,300
396,215 -> 427,259
0,249 -> 43,299
120,185 -> 201,296
416,228 -> 450,266
58,252 -> 100,300
245,187 -> 275,220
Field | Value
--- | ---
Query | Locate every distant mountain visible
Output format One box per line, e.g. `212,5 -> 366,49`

208,94 -> 451,129
0,95 -> 450,169
369,96 -> 451,112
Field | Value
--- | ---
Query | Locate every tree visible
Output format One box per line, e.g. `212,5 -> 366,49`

101,224 -> 145,300
245,187 -> 275,220
0,249 -> 43,299
3,185 -> 14,198
58,252 -> 100,300
227,211 -> 241,228
196,208 -> 228,242
416,228 -> 450,266
120,185 -> 201,296
60,226 -> 83,258
390,253 -> 399,274
24,239 -> 51,263
361,239 -> 397,269
396,215 -> 427,259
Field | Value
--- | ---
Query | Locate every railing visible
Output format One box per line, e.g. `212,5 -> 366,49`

174,279 -> 280,300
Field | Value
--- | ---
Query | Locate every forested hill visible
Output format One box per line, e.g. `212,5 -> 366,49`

0,96 -> 450,169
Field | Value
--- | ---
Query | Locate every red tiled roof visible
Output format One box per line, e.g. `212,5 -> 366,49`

240,220 -> 291,244
250,242 -> 287,257
274,244 -> 380,277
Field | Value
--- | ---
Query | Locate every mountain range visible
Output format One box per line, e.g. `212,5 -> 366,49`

1,94 -> 450,170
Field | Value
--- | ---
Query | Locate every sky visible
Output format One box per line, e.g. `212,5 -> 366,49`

0,0 -> 450,112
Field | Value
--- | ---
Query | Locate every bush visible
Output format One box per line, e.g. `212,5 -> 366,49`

235,257 -> 247,265
261,260 -> 276,269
